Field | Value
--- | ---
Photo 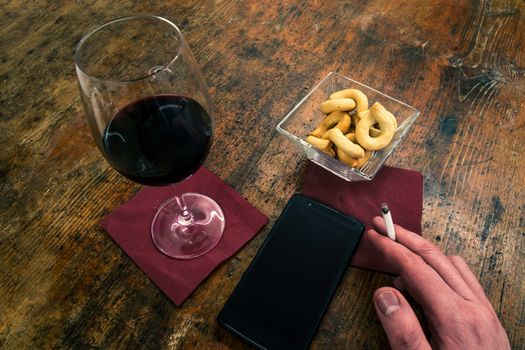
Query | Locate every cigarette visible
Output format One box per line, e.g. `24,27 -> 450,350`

381,203 -> 396,241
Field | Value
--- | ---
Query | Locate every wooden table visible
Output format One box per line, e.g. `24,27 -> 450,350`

1,1 -> 524,348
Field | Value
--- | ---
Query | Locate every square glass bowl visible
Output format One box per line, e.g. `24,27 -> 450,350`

276,72 -> 420,181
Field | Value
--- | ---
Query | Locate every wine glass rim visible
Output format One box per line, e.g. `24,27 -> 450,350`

74,14 -> 183,83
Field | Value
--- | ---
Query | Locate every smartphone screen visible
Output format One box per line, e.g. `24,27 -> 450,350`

218,194 -> 364,350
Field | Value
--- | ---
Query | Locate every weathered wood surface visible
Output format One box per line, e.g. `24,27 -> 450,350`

1,0 -> 524,348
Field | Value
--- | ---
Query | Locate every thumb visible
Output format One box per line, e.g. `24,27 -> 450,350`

373,287 -> 430,350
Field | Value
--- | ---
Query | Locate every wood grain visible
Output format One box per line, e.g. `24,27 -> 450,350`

1,0 -> 524,348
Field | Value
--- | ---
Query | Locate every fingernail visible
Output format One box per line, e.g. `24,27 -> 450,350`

375,291 -> 400,316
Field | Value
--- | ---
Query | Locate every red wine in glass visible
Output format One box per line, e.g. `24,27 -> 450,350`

102,95 -> 212,186
75,15 -> 225,259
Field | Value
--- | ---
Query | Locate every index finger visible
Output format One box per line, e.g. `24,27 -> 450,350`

364,229 -> 459,310
372,216 -> 475,301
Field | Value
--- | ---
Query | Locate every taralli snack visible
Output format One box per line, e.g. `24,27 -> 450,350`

333,112 -> 351,134
310,111 -> 344,137
320,98 -> 356,114
352,150 -> 373,168
355,102 -> 396,151
329,88 -> 369,112
371,102 -> 397,129
306,135 -> 336,157
310,111 -> 351,138
369,126 -> 381,137
351,114 -> 360,129
349,114 -> 382,136
322,148 -> 336,157
323,128 -> 365,158
306,88 -> 397,169
336,147 -> 372,168
345,132 -> 356,142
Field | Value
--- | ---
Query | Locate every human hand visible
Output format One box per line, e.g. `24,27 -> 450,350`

367,216 -> 510,350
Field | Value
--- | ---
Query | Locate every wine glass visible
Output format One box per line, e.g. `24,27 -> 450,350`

74,15 -> 225,259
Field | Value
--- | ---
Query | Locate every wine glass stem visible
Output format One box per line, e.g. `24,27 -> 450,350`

175,195 -> 194,226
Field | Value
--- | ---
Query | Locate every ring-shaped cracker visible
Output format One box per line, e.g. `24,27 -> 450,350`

324,128 -> 365,158
337,148 -> 372,168
306,135 -> 335,157
355,102 -> 396,151
319,113 -> 351,139
329,88 -> 369,112
320,98 -> 356,114
310,111 -> 344,137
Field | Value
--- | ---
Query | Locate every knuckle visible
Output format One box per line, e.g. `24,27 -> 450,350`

449,255 -> 465,264
391,324 -> 424,348
409,253 -> 426,267
398,252 -> 425,276
417,241 -> 441,257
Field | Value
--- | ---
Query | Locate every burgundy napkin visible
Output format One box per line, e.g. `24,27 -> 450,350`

302,163 -> 423,273
101,166 -> 268,305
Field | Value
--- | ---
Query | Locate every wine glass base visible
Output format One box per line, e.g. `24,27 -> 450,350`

151,192 -> 225,259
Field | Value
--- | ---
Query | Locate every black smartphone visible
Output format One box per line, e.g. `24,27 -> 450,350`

218,194 -> 364,350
